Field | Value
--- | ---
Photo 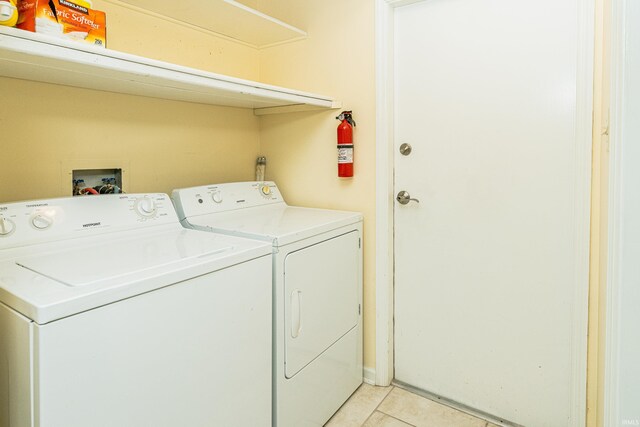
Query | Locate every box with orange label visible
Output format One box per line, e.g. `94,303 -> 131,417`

17,0 -> 106,47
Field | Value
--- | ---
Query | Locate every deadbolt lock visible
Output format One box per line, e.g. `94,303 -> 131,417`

399,143 -> 412,156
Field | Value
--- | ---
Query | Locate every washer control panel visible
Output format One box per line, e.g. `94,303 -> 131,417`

212,191 -> 223,204
134,196 -> 157,218
259,184 -> 272,197
0,194 -> 177,250
0,216 -> 16,236
172,181 -> 284,219
31,213 -> 54,230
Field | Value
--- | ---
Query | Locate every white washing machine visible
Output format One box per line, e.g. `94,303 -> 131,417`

172,181 -> 363,427
0,193 -> 272,427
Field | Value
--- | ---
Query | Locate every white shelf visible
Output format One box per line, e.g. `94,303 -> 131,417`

106,0 -> 307,49
0,27 -> 341,115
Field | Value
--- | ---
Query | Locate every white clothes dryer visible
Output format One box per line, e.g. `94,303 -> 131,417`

172,181 -> 363,427
0,194 -> 272,427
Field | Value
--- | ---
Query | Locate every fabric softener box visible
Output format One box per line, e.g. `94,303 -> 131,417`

17,0 -> 106,47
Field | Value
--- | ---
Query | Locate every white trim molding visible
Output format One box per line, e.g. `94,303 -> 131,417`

374,0 -> 396,387
570,0 -> 596,424
363,367 -> 377,386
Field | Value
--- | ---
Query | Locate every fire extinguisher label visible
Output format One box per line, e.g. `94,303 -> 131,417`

338,145 -> 354,164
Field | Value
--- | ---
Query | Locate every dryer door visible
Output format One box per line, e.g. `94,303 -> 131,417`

284,230 -> 360,378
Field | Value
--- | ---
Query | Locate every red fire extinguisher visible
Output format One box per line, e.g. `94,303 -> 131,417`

337,111 -> 356,177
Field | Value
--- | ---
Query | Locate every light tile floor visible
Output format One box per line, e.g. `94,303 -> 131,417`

325,384 -> 501,427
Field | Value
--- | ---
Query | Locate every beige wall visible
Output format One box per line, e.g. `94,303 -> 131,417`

0,79 -> 259,201
0,1 -> 261,203
257,0 -> 377,370
94,0 -> 260,80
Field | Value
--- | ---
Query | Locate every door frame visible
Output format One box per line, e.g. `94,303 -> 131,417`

604,0 -> 629,422
374,0 -> 594,424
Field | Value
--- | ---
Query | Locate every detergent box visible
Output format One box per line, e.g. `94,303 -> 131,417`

17,0 -> 106,47
0,0 -> 19,27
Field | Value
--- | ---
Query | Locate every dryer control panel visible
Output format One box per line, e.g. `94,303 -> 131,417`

0,194 -> 177,250
172,181 -> 284,219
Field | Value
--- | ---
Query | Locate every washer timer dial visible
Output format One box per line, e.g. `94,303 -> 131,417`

135,197 -> 157,218
260,185 -> 272,197
31,214 -> 53,230
0,217 -> 15,236
211,191 -> 223,203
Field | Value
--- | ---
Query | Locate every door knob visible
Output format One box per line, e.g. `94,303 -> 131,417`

396,191 -> 419,205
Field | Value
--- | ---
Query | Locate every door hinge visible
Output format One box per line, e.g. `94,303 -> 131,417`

359,238 -> 361,248
359,304 -> 361,315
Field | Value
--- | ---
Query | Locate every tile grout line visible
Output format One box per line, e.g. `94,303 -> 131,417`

360,411 -> 377,426
383,412 -> 418,427
371,385 -> 492,427
373,385 -> 395,412
360,385 -> 396,427
392,381 -> 509,426
363,385 -> 417,427
369,385 -> 415,427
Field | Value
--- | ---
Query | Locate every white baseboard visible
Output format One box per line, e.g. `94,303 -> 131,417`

363,367 -> 376,385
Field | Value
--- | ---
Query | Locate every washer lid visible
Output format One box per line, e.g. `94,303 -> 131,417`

15,230 -> 231,287
0,227 -> 271,324
185,204 -> 363,246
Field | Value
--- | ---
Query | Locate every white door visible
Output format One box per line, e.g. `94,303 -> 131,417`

393,1 -> 591,426
606,0 -> 640,424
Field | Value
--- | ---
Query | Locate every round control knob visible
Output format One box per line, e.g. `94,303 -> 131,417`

212,191 -> 223,203
260,185 -> 271,196
31,214 -> 53,230
0,217 -> 16,236
135,197 -> 157,217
